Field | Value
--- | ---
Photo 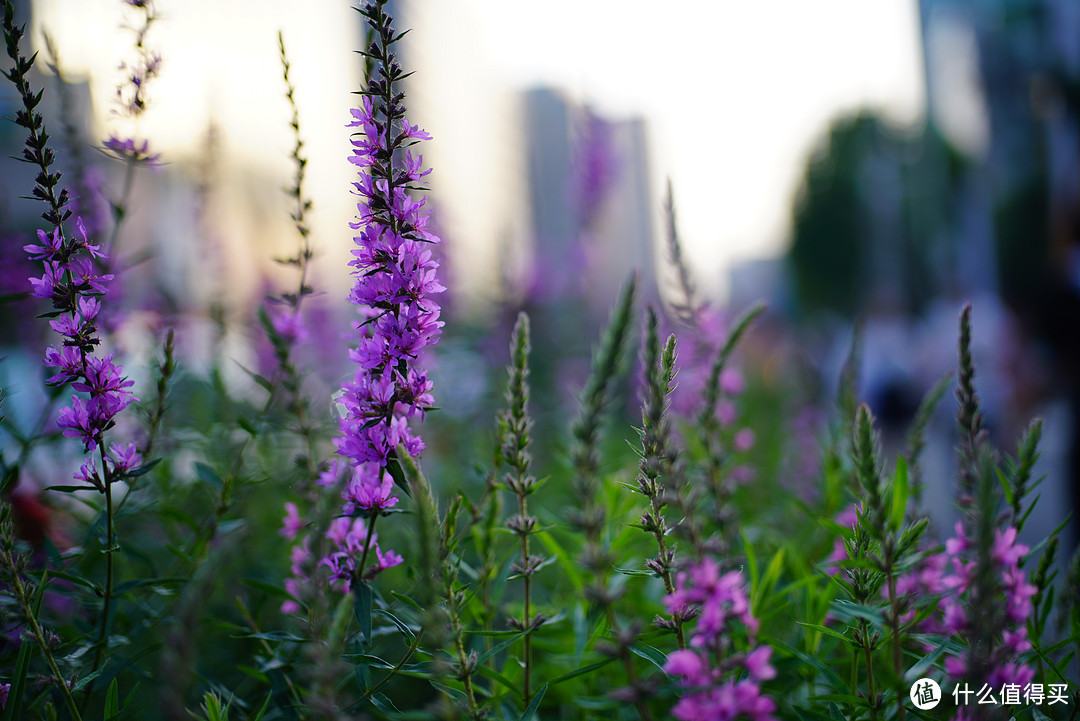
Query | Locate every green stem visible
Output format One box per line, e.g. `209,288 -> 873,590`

605,607 -> 653,721
888,572 -> 905,721
519,490 -> 532,705
85,442 -> 116,697
356,512 -> 379,580
347,628 -> 425,709
862,638 -> 878,721
3,550 -> 83,720
851,646 -> 859,714
649,496 -> 684,650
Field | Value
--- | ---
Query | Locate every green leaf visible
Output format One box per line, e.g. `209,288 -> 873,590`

996,467 -> 1014,506
354,581 -> 373,644
474,630 -> 527,669
753,547 -> 785,615
194,462 -> 223,489
384,455 -> 413,497
741,529 -> 759,590
241,577 -> 302,607
829,600 -> 884,626
891,456 -> 909,530
105,678 -> 120,720
72,664 -> 108,692
535,530 -> 584,593
812,694 -> 870,708
548,657 -> 617,686
797,622 -> 851,644
766,637 -> 848,691
125,457 -> 162,478
113,576 -> 187,596
371,693 -> 402,715
628,644 -> 668,674
903,636 -> 950,683
1,641 -> 32,721
519,682 -> 548,721
251,695 -> 272,721
474,665 -> 523,700
236,631 -> 307,643
389,590 -> 424,612
613,566 -> 655,577
47,569 -> 101,593
374,608 -> 417,641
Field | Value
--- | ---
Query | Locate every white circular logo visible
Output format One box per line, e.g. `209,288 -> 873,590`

910,678 -> 942,710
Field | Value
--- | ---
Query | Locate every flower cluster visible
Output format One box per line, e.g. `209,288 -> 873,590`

278,502 -> 402,614
664,558 -> 777,721
335,90 -> 443,469
915,523 -> 1037,690
26,219 -> 137,470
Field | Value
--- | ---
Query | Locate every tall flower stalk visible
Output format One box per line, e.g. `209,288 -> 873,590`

499,312 -> 543,704
3,0 -> 141,700
635,306 -> 686,648
570,274 -> 637,608
262,30 -> 319,485
329,0 -> 444,586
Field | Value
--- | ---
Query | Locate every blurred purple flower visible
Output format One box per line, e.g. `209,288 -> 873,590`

280,502 -> 303,540
663,558 -> 777,721
103,136 -> 161,167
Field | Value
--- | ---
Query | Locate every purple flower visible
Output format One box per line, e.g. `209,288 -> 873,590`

270,307 -> 307,343
375,546 -> 403,571
317,459 -> 347,488
77,296 -> 101,322
344,465 -> 399,513
280,502 -> 303,540
23,227 -> 63,260
335,56 -> 444,473
107,442 -> 142,473
44,345 -> 84,385
29,261 -> 63,299
103,136 -> 161,167
65,256 -> 114,295
49,315 -> 82,339
664,559 -> 776,721
734,428 -> 755,453
26,213 -> 137,469
906,522 -> 1036,692
74,459 -> 101,490
665,650 -> 706,680
56,396 -> 96,449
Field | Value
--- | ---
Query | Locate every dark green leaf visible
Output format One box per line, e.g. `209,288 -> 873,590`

519,682 -> 547,721
105,678 -> 120,720
354,581 -> 373,644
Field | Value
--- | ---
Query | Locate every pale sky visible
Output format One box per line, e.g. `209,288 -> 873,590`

405,0 -> 927,301
30,0 -> 926,306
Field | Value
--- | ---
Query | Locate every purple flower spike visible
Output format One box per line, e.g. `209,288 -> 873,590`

663,559 -> 777,721
24,214 -> 139,476
317,0 -> 446,588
